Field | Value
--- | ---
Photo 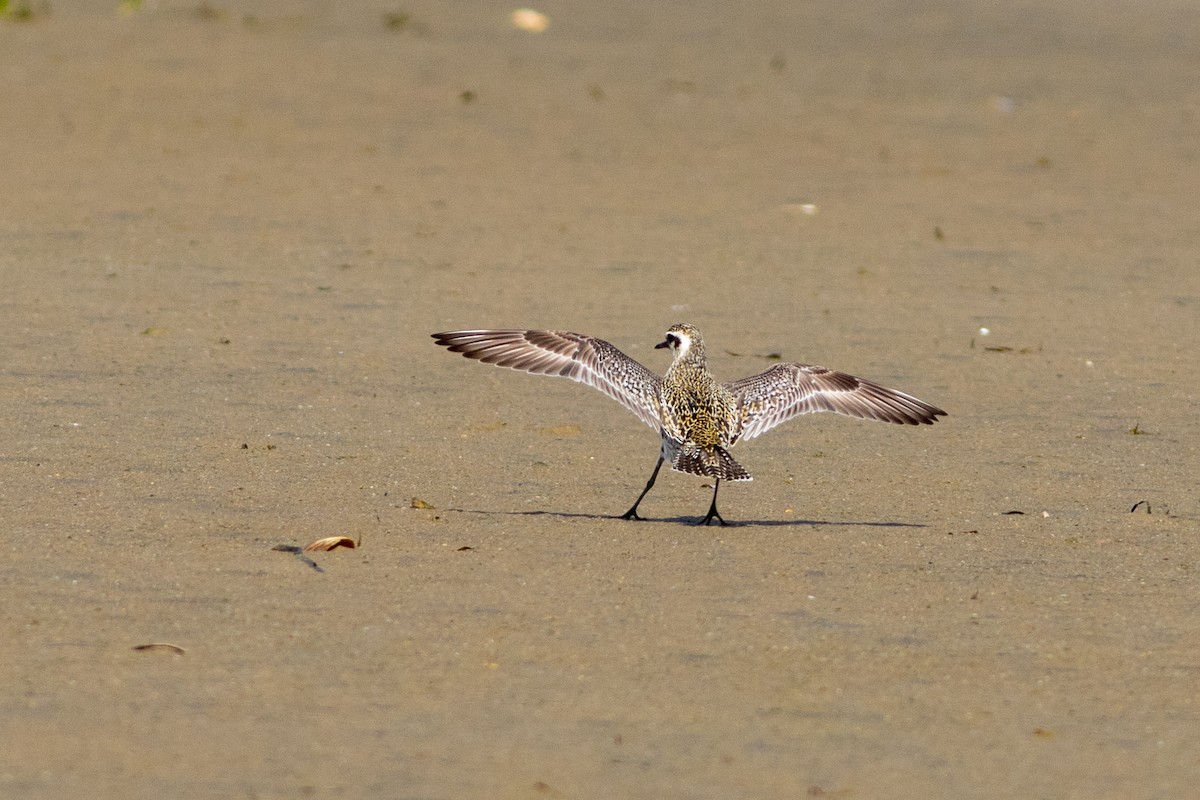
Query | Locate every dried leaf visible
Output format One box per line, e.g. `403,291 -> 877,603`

133,643 -> 186,655
303,536 -> 357,552
411,497 -> 434,509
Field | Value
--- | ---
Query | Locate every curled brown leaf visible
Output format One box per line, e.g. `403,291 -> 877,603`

303,536 -> 357,552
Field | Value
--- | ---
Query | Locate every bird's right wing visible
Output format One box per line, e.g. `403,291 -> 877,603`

432,329 -> 663,431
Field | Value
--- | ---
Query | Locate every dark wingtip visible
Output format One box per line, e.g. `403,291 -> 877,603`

908,408 -> 943,425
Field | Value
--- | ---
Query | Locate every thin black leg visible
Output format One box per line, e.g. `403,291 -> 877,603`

620,456 -> 664,520
698,479 -> 728,526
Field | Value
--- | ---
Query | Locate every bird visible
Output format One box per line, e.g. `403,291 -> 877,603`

431,324 -> 946,525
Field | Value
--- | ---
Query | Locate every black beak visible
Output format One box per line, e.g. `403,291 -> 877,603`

655,339 -> 671,349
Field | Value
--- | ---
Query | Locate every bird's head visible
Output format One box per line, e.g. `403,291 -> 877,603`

656,323 -> 702,358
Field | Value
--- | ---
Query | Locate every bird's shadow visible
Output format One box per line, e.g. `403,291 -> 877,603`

444,507 -> 928,528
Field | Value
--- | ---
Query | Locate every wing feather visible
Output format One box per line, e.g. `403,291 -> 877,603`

724,363 -> 946,441
432,329 -> 662,431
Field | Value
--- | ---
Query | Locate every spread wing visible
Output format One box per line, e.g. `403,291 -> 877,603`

432,329 -> 663,431
724,363 -> 946,442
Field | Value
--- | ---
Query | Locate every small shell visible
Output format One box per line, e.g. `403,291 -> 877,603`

511,8 -> 549,33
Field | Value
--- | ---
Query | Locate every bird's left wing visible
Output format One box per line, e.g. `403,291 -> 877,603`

432,329 -> 663,431
724,363 -> 946,442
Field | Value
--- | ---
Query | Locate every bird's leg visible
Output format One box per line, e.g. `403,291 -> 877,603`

620,456 -> 664,521
698,479 -> 728,526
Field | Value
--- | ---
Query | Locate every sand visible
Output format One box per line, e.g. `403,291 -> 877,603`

2,1 -> 1198,797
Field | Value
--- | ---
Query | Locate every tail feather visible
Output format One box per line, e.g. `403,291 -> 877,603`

673,445 -> 752,482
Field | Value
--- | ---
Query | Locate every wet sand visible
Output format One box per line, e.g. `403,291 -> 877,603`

2,2 -> 1198,797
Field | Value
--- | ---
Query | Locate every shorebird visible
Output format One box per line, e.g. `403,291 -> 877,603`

432,324 -> 946,525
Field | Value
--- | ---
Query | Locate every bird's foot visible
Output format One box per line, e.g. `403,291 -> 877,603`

619,507 -> 646,521
697,511 -> 729,526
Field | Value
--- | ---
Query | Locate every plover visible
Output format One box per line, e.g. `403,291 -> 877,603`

432,324 -> 946,525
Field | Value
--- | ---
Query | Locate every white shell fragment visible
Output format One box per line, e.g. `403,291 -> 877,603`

511,8 -> 549,33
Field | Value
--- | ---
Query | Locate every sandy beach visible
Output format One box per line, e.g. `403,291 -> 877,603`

2,2 -> 1198,797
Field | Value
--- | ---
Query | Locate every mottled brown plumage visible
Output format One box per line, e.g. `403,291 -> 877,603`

655,323 -> 749,483
432,324 -> 946,524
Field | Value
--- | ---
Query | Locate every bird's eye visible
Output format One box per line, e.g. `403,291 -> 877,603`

666,334 -> 679,345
